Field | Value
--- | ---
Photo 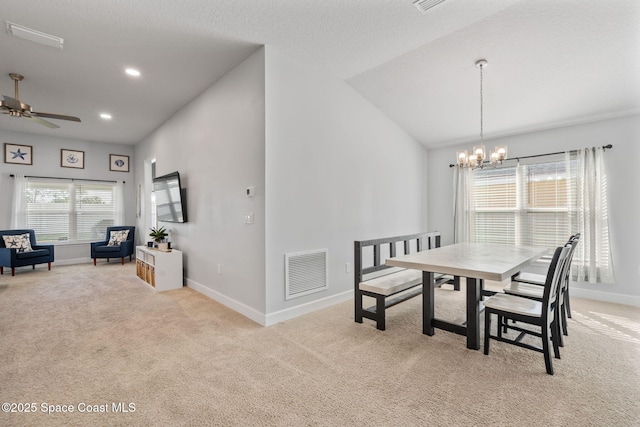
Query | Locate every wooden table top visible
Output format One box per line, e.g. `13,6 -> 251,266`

386,242 -> 549,282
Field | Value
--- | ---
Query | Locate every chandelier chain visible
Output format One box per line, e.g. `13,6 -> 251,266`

479,62 -> 484,144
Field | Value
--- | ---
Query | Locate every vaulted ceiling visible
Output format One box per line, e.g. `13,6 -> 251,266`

1,0 -> 638,148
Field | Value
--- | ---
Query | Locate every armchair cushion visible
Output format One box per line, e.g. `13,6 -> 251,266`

2,233 -> 33,253
16,249 -> 51,260
107,229 -> 130,246
94,245 -> 123,254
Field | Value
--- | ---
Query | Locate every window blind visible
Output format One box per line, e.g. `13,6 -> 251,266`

24,179 -> 117,243
471,161 -> 572,247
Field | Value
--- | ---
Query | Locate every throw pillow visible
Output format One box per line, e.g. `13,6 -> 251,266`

107,230 -> 130,246
2,233 -> 33,253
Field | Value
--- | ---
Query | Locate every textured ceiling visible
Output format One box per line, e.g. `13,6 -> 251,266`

0,0 -> 638,147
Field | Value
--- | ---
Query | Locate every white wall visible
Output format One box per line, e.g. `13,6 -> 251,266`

427,114 -> 640,305
264,47 -> 428,323
133,48 -> 266,321
0,129 -> 135,263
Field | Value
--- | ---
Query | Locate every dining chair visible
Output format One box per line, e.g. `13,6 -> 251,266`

483,245 -> 570,375
507,234 -> 580,340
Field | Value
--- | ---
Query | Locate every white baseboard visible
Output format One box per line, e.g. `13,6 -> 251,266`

185,278 -> 266,326
54,257 -> 92,266
264,290 -> 353,326
185,278 -> 353,327
571,288 -> 640,307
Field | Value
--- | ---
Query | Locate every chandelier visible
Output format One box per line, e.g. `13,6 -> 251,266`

456,59 -> 507,168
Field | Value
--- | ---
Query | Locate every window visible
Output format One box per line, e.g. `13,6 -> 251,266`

455,147 -> 614,283
22,178 -> 119,243
472,160 -> 572,247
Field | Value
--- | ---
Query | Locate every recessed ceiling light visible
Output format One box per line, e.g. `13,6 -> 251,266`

125,68 -> 141,77
100,113 -> 112,120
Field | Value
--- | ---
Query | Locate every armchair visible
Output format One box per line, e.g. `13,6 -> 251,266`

91,226 -> 136,265
0,229 -> 55,276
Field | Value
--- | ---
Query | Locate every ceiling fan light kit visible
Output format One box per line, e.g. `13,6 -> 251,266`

6,21 -> 64,50
1,73 -> 81,128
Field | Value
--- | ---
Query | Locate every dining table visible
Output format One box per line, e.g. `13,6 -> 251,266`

385,242 -> 549,350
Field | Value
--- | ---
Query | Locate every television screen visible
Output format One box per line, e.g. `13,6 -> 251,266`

153,171 -> 187,223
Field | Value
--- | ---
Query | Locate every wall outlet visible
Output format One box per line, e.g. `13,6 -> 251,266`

246,186 -> 254,197
345,262 -> 351,273
244,212 -> 254,224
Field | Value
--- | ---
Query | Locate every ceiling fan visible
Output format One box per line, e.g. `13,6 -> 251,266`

0,73 -> 81,129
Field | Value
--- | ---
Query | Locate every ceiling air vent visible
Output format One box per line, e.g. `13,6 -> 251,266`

6,22 -> 64,49
413,0 -> 448,14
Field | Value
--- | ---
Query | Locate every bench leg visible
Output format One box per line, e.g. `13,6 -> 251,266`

354,289 -> 363,324
121,257 -> 125,265
453,275 -> 460,291
12,267 -> 15,276
375,295 -> 386,331
93,258 -> 97,266
48,262 -> 51,271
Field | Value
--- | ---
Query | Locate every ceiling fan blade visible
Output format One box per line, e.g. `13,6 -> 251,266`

31,111 -> 81,122
24,115 -> 60,129
2,95 -> 23,110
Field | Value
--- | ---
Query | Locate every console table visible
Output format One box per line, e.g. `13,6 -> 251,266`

136,246 -> 183,291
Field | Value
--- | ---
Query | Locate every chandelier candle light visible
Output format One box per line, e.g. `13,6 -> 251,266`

456,59 -> 507,168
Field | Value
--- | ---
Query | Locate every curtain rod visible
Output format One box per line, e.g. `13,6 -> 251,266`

448,144 -> 613,168
9,174 -> 125,184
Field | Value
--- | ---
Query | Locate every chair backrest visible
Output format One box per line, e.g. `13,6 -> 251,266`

542,245 -> 571,320
105,226 -> 135,242
561,234 -> 580,290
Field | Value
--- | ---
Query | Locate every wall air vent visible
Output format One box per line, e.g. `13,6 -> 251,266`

285,249 -> 328,300
413,0 -> 448,14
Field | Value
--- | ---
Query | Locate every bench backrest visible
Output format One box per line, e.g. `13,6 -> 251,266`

354,231 -> 442,284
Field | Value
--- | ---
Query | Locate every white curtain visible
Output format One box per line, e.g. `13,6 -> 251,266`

114,180 -> 125,225
452,166 -> 472,243
11,174 -> 28,229
567,147 -> 615,284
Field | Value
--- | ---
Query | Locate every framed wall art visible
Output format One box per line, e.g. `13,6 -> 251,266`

110,154 -> 130,172
61,149 -> 85,169
4,143 -> 33,165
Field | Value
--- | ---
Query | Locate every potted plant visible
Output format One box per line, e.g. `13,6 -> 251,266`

149,226 -> 169,250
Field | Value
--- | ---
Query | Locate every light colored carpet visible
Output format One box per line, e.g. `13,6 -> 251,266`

1,262 -> 639,426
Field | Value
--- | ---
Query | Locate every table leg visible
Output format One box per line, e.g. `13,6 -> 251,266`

422,271 -> 435,335
466,278 -> 481,350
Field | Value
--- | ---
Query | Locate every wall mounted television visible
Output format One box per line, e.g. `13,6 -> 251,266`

153,171 -> 187,223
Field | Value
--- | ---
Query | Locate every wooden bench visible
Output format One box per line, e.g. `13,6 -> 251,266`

354,231 -> 459,331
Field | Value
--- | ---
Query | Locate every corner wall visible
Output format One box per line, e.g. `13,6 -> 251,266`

427,114 -> 640,305
264,46 -> 428,323
134,48 -> 266,321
